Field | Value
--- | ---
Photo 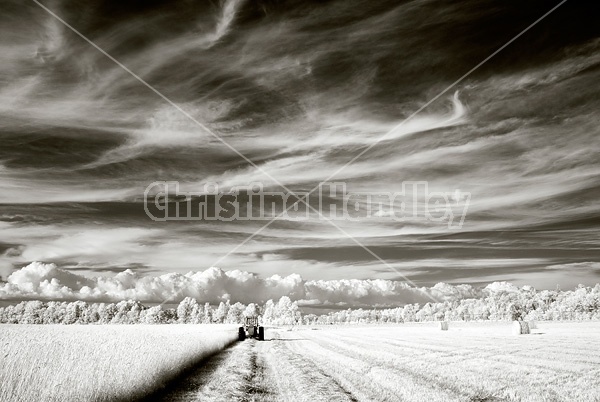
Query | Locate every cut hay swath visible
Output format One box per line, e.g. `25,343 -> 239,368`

528,320 -> 537,330
512,321 -> 530,335
439,321 -> 449,331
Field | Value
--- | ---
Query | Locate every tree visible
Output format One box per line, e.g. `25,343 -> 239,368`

290,301 -> 301,325
126,301 -> 145,323
275,296 -> 293,325
214,301 -> 229,324
21,301 -> 45,324
177,297 -> 198,323
303,314 -> 317,325
111,300 -> 143,324
262,300 -> 275,324
203,302 -> 213,324
226,302 -> 245,324
99,303 -> 118,324
244,303 -> 259,318
143,306 -> 164,324
402,304 -> 417,322
191,302 -> 204,324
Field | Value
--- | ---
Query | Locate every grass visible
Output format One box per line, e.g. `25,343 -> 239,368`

285,321 -> 600,401
3,321 -> 600,401
0,324 -> 237,402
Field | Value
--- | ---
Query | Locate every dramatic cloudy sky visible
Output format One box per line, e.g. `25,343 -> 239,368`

0,0 -> 599,303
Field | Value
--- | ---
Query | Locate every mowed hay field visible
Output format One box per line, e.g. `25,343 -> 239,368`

0,324 -> 237,402
277,321 -> 600,402
2,322 -> 600,402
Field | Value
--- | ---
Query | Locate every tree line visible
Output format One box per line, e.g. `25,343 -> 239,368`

1,284 -> 599,325
0,296 -> 302,325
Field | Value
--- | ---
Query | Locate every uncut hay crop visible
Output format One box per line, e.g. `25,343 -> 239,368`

0,324 -> 237,402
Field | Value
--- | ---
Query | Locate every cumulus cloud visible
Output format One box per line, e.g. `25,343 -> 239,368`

483,281 -> 520,294
304,278 -> 480,307
0,262 -> 483,306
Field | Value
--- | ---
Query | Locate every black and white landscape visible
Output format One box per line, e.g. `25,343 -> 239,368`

1,0 -> 599,401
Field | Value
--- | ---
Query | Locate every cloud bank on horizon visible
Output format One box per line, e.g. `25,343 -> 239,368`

0,0 -> 599,294
0,261 -> 520,305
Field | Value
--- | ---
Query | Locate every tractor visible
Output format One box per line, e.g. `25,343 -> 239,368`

238,316 -> 264,341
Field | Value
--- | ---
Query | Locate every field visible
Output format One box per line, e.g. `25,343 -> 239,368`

2,322 -> 600,402
0,324 -> 237,402
150,321 -> 600,402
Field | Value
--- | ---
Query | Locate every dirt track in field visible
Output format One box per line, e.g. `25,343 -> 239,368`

138,323 -> 600,402
142,329 -> 357,402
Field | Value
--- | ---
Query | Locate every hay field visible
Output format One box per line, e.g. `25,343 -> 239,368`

275,321 -> 600,401
149,321 -> 600,402
2,322 -> 600,402
0,324 -> 237,402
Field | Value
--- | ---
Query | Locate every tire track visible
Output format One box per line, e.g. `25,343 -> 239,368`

278,346 -> 359,402
138,343 -> 241,402
141,330 -> 361,402
263,330 -> 358,402
239,341 -> 276,402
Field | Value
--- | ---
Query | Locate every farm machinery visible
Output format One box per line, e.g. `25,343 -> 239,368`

239,316 -> 264,341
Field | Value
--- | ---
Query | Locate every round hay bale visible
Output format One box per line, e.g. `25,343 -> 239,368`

439,321 -> 449,331
512,320 -> 530,335
528,320 -> 537,330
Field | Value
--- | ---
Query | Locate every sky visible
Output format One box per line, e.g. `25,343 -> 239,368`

0,0 -> 599,304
